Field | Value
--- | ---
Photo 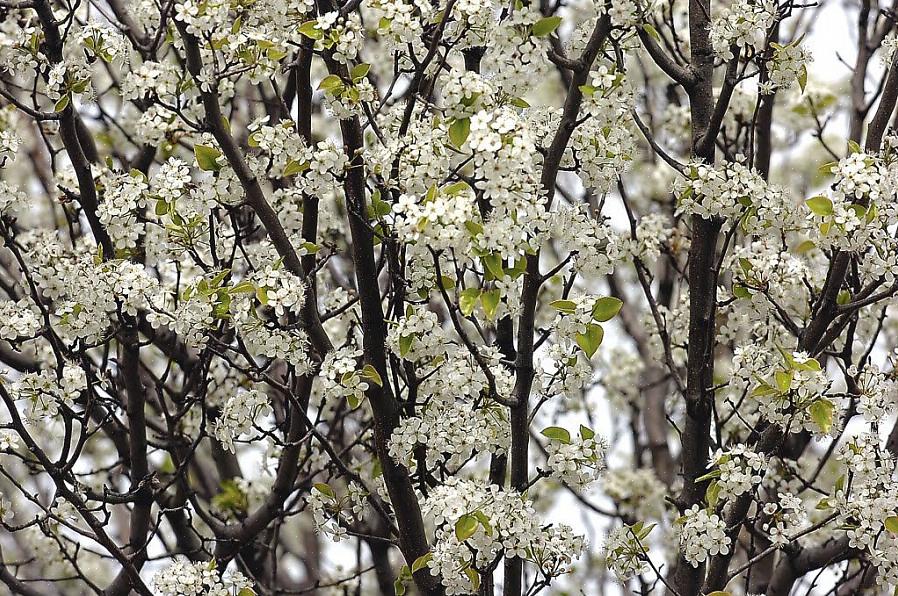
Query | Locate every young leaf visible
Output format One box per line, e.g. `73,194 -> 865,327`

531,16 -> 562,37
550,299 -> 577,314
575,323 -> 604,358
805,196 -> 833,216
455,514 -> 479,541
480,289 -> 501,320
541,426 -> 571,443
449,117 -> 471,148
195,144 -> 222,172
459,288 -> 480,316
411,552 -> 433,573
809,398 -> 835,434
360,364 -> 383,387
591,296 -> 623,322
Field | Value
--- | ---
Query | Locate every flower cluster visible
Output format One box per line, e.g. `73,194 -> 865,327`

708,444 -> 768,500
674,160 -> 769,221
542,425 -> 606,489
422,478 -> 584,595
153,558 -> 254,596
677,505 -> 731,568
709,0 -> 777,61
213,389 -> 271,452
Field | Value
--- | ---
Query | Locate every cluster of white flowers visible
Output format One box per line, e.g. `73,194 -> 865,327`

676,505 -> 731,567
710,444 -> 767,500
213,389 -> 271,452
422,477 -> 584,594
98,170 -> 149,251
320,347 -> 368,408
248,119 -> 309,177
709,0 -> 777,61
543,426 -> 606,489
441,68 -> 495,119
153,558 -> 254,595
312,12 -> 363,63
120,60 -> 182,101
389,398 -> 508,471
761,492 -> 807,547
603,524 -> 651,583
308,482 -> 368,543
764,41 -> 811,94
390,184 -> 477,252
751,351 -> 834,434
0,299 -> 41,340
236,316 -> 311,371
12,365 -> 87,423
467,106 -> 542,225
674,160 -> 769,221
386,307 -> 447,363
483,8 -> 551,97
252,262 -> 306,317
850,363 -> 897,422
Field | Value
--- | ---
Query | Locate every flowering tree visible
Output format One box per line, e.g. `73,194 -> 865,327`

3,0 -> 898,594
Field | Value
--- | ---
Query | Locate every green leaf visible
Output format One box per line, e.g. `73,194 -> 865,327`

775,370 -> 793,393
154,200 -> 170,216
591,296 -> 623,322
541,426 -> 571,443
531,16 -> 562,37
230,280 -> 256,294
318,74 -> 343,93
805,196 -> 833,216
298,20 -> 323,39
706,592 -> 732,596
394,577 -> 406,596
579,424 -> 595,440
480,289 -> 501,320
837,290 -> 851,305
575,323 -> 604,358
411,552 -> 433,573
641,23 -> 661,43
464,568 -> 480,591
886,516 -> 898,534
455,514 -> 479,541
350,63 -> 370,81
283,160 -> 309,176
809,398 -> 835,434
848,139 -> 862,154
360,364 -> 382,387
195,144 -> 222,172
732,285 -> 751,299
449,117 -> 471,148
459,288 -> 480,316
54,94 -> 70,112
313,482 -> 335,499
705,480 -> 721,508
550,299 -> 577,314
797,63 -> 808,93
482,253 -> 505,280
399,334 -> 414,358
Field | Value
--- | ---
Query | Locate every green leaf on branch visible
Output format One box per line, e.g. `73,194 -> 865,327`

449,117 -> 471,148
455,514 -> 478,541
809,398 -> 835,434
532,16 -> 562,37
575,323 -> 604,358
360,364 -> 382,387
805,196 -> 833,216
591,296 -> 623,322
541,426 -> 571,443
195,144 -> 222,171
